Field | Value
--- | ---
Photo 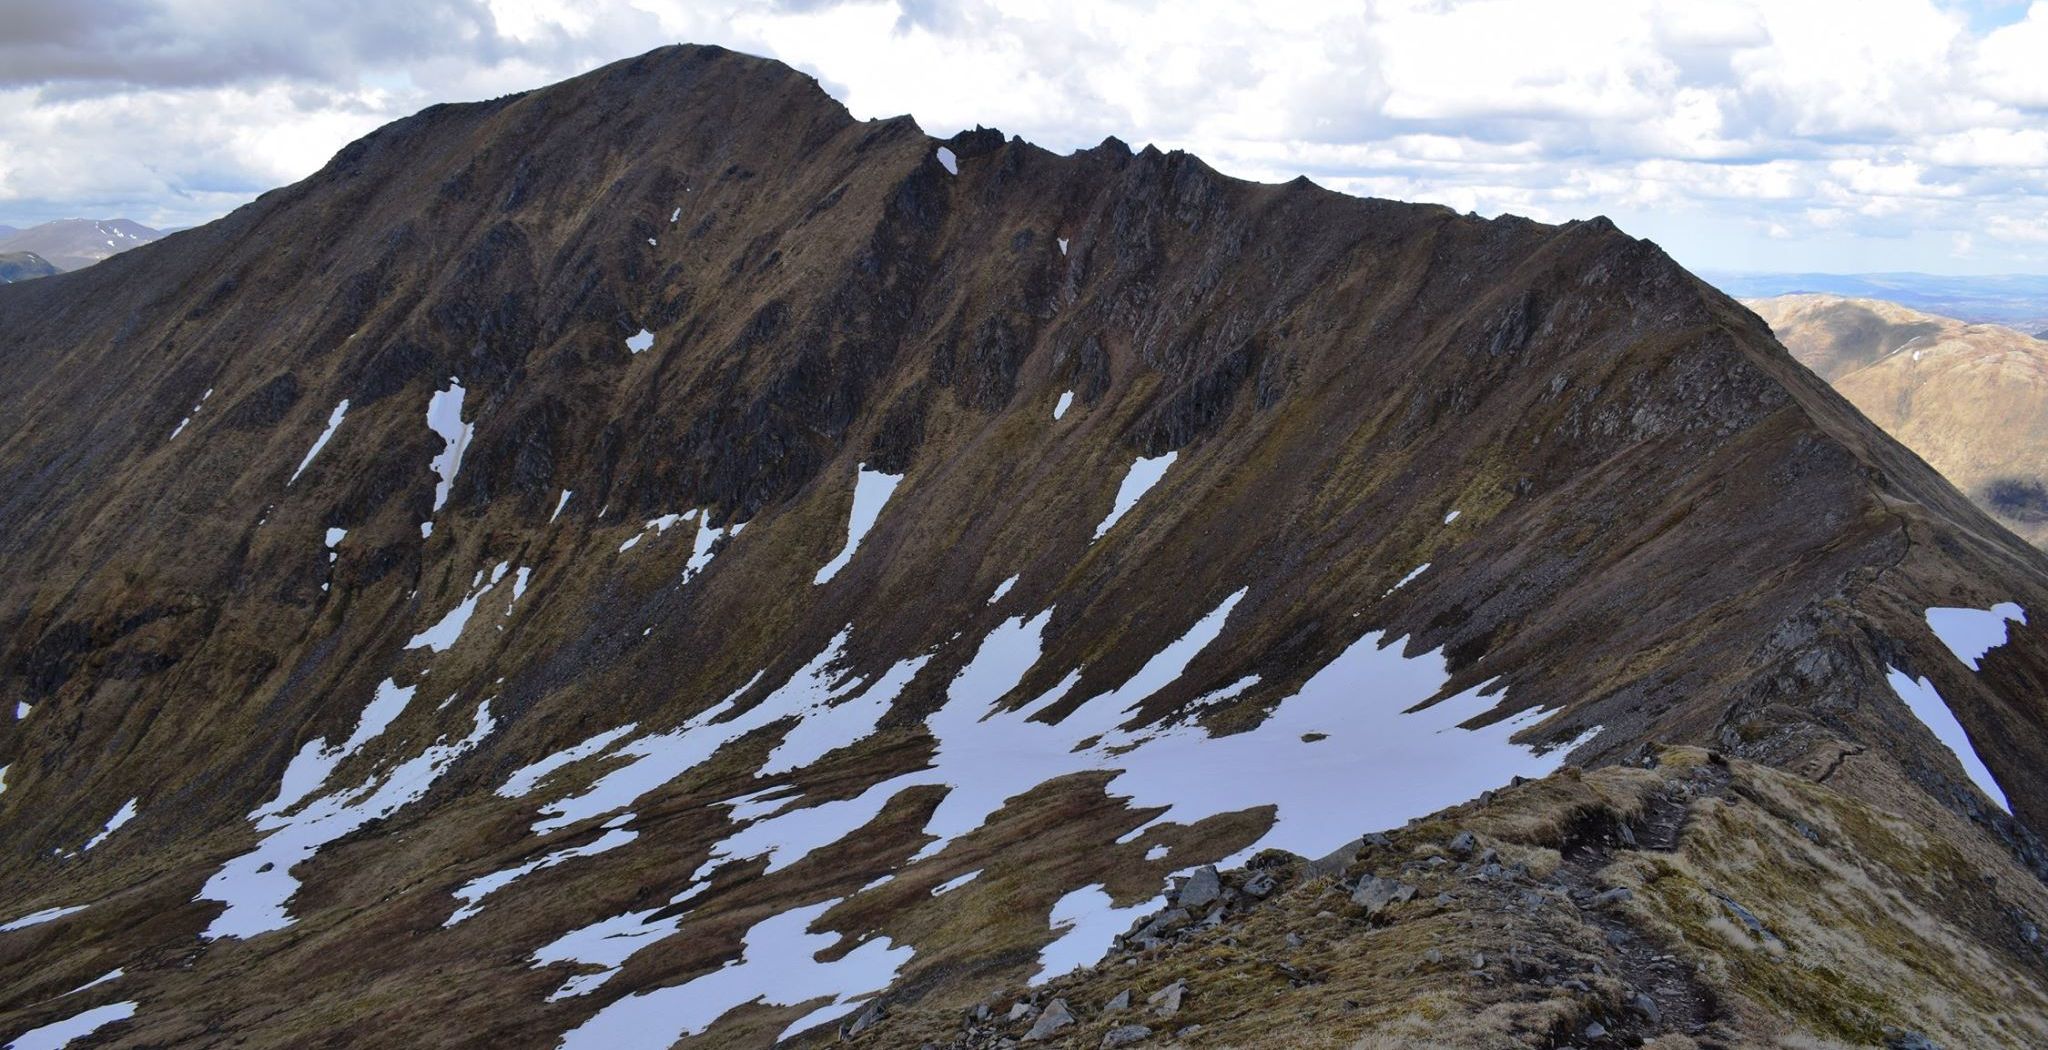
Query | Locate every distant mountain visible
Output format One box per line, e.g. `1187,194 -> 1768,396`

1710,270 -> 2048,333
1749,293 -> 2048,548
0,218 -> 160,271
0,252 -> 58,284
0,224 -> 17,238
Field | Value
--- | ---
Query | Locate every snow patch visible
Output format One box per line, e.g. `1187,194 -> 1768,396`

551,490 -> 573,522
169,388 -> 212,440
498,724 -> 638,799
289,400 -> 349,485
1386,563 -> 1430,595
625,328 -> 654,354
410,590 -> 484,653
198,700 -> 496,939
1888,668 -> 2009,811
1093,452 -> 1177,540
688,587 -> 1587,981
615,509 -> 738,581
988,575 -> 1019,604
533,634 -> 924,840
4,1001 -> 137,1050
533,889 -> 705,1001
0,904 -> 88,932
525,578 -> 1588,1015
82,798 -> 138,851
424,379 -> 472,515
813,467 -> 903,585
1926,603 -> 2027,671
932,870 -> 978,896
1053,390 -> 1074,420
322,528 -> 346,591
935,147 -> 958,174
1186,674 -> 1261,714
63,969 -> 123,996
446,825 -> 638,926
1035,885 -> 1159,985
554,899 -> 911,1050
1443,509 -> 1461,524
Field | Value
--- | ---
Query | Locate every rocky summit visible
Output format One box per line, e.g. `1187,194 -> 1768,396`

1,45 -> 2046,1050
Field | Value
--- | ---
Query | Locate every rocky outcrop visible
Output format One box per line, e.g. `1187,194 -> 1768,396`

868,749 -> 2048,1049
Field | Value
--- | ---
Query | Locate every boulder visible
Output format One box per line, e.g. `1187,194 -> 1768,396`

1024,999 -> 1074,1041
1178,865 -> 1222,909
1587,887 -> 1633,908
1351,875 -> 1417,915
1101,1024 -> 1154,1048
843,1000 -> 886,1037
1305,838 -> 1364,878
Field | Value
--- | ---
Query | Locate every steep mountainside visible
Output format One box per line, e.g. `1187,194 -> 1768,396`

0,252 -> 58,284
1748,294 -> 2048,549
0,218 -> 161,272
2,46 -> 2046,1050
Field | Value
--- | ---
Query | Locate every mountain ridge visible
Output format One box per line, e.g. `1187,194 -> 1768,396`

0,218 -> 160,272
1746,293 -> 2048,549
0,252 -> 58,284
2,44 -> 2046,1049
1707,270 -> 2048,334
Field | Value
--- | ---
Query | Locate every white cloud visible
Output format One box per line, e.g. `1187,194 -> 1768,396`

1,0 -> 2045,273
1974,1 -> 2048,108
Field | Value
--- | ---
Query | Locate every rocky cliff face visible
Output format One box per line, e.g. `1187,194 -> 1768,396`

1,46 -> 2046,1050
1749,293 -> 2048,549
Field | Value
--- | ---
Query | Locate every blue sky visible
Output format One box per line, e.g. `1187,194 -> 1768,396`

2,0 -> 2046,276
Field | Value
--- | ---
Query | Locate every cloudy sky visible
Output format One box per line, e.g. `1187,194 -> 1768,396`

3,0 -> 2047,274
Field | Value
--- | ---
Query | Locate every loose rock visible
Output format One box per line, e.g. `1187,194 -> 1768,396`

843,1000 -> 886,1037
1352,874 -> 1417,915
1148,979 -> 1186,1017
1101,1025 -> 1154,1048
1178,866 -> 1222,910
1024,999 -> 1074,1041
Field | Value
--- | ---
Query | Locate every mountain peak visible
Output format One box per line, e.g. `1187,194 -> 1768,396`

2,46 -> 2046,1050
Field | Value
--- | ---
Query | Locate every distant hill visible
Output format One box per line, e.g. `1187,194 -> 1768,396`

0,251 -> 59,283
0,224 -> 17,238
0,218 -> 160,271
1748,293 -> 2048,548
1711,271 -> 2048,333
